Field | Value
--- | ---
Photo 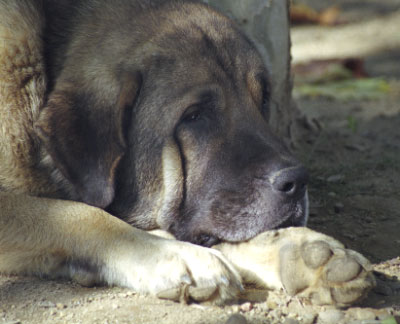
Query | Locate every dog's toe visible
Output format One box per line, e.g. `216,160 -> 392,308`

279,230 -> 376,306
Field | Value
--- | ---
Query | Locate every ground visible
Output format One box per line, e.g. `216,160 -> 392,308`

1,2 -> 400,324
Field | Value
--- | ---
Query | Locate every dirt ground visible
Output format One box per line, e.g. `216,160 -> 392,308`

1,2 -> 400,324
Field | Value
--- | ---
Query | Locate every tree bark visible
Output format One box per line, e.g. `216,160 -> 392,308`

203,0 -> 299,142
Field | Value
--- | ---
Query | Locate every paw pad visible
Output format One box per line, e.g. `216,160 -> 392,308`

280,237 -> 375,306
301,240 -> 332,269
326,256 -> 361,282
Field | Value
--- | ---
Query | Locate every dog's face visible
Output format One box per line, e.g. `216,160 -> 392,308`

36,1 -> 308,247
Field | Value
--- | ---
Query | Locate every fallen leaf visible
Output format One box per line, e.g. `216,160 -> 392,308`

291,5 -> 342,26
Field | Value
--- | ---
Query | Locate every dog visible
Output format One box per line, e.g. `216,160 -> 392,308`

0,0 -> 374,305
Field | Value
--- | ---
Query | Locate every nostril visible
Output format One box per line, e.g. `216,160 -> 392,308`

271,166 -> 308,197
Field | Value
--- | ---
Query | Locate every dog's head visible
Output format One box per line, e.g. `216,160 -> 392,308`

36,1 -> 308,247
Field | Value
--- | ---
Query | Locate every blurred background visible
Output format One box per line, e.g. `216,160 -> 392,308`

289,1 -> 400,310
289,0 -> 400,273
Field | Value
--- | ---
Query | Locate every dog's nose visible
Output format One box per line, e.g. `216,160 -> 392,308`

270,166 -> 309,198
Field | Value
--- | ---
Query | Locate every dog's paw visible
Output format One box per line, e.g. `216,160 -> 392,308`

100,233 -> 242,304
214,227 -> 375,306
278,231 -> 375,306
153,242 -> 242,303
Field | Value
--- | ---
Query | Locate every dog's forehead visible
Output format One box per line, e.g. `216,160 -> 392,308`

141,4 -> 264,73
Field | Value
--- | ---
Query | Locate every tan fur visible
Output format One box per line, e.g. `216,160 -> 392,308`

0,2 -> 54,194
0,0 -> 374,306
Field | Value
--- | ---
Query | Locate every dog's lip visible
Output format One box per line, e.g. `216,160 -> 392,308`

211,193 -> 308,244
275,213 -> 304,229
271,191 -> 309,229
193,233 -> 221,247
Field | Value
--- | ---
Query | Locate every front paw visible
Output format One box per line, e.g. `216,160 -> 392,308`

278,228 -> 375,306
101,235 -> 242,304
214,227 -> 375,306
153,242 -> 243,304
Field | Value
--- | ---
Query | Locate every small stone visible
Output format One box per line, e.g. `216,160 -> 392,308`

266,300 -> 278,310
327,174 -> 344,183
112,303 -> 119,309
56,303 -> 66,310
283,318 -> 299,324
302,313 -> 317,324
328,192 -> 336,197
39,301 -> 56,308
225,313 -> 247,324
118,293 -> 130,298
239,302 -> 253,313
318,309 -> 344,324
347,308 -> 376,321
270,309 -> 283,319
334,203 -> 344,213
374,310 -> 392,320
231,305 -> 240,313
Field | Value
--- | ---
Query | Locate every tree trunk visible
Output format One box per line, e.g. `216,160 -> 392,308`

203,0 -> 299,143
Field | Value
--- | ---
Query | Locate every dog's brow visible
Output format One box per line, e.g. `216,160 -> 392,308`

165,85 -> 221,110
198,90 -> 217,106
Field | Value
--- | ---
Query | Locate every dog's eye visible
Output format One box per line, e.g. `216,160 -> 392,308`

181,105 -> 202,124
259,75 -> 270,118
184,111 -> 201,123
262,96 -> 269,114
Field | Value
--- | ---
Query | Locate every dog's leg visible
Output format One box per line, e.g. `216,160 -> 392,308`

0,193 -> 242,303
213,227 -> 375,306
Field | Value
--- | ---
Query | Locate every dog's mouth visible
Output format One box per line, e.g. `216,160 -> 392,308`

193,211 -> 303,248
275,212 -> 305,229
191,234 -> 222,247
192,190 -> 309,248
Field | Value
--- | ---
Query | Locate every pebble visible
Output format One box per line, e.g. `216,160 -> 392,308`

239,302 -> 253,313
38,301 -> 56,308
334,202 -> 344,213
328,192 -> 337,197
301,313 -> 317,324
327,174 -> 344,183
347,308 -> 377,321
56,303 -> 66,310
270,309 -> 283,319
318,309 -> 344,324
266,300 -> 278,310
283,318 -> 300,324
225,313 -> 247,324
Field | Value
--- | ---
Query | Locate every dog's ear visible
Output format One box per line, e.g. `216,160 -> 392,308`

35,73 -> 141,208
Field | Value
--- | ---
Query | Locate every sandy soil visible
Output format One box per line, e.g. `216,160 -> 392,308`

3,94 -> 399,324
1,2 -> 400,324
